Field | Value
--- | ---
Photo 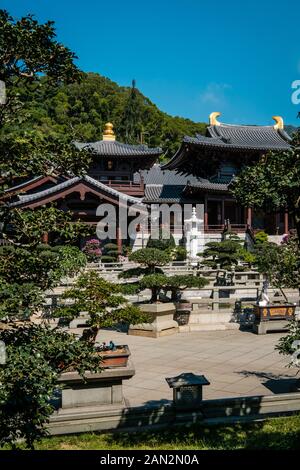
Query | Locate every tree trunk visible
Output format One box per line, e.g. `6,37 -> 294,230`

151,288 -> 158,303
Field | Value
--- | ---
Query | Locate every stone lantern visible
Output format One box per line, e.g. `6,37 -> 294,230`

166,372 -> 210,409
184,207 -> 204,265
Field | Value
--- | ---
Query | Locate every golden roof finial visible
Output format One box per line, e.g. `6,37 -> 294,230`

209,112 -> 221,126
272,116 -> 284,130
103,122 -> 116,141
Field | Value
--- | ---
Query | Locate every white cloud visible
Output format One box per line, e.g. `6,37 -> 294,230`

199,82 -> 232,106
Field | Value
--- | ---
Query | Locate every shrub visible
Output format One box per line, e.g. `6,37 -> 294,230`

147,229 -> 176,251
254,231 -> 268,245
173,246 -> 187,261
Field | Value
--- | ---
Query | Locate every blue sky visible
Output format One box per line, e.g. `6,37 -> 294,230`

2,0 -> 300,126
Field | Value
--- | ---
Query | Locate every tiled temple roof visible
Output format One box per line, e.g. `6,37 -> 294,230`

10,175 -> 144,207
74,140 -> 162,158
163,115 -> 292,170
141,165 -> 228,202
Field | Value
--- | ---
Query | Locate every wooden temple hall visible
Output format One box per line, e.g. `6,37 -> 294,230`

5,113 -> 293,251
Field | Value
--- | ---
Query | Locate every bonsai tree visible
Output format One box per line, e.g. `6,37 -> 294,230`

128,247 -> 172,275
120,248 -> 207,303
276,320 -> 300,374
162,274 -> 208,301
54,271 -> 150,343
254,236 -> 300,290
201,234 -> 243,270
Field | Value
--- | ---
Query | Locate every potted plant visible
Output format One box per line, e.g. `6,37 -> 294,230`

56,270 -> 149,345
251,236 -> 299,334
98,342 -> 131,368
119,248 -> 207,336
51,271 -> 150,407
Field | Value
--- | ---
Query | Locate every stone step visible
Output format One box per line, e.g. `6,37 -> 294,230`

179,323 -> 224,332
179,323 -> 239,332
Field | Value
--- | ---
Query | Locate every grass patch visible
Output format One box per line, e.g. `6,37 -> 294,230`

32,414 -> 300,450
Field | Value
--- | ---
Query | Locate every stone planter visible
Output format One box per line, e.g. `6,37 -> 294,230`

128,302 -> 178,338
100,345 -> 131,368
57,364 -> 135,409
253,304 -> 296,334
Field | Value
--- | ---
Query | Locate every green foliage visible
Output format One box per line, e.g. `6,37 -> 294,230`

0,324 -> 100,449
276,320 -> 300,368
21,414 -> 300,450
254,238 -> 300,289
139,273 -> 168,302
52,245 -> 87,277
0,9 -> 103,449
172,246 -> 187,261
6,71 -> 207,159
254,231 -> 268,245
2,206 -> 93,246
147,230 -> 176,251
101,242 -> 118,261
0,244 -> 60,289
163,274 -> 208,301
0,279 -> 42,321
56,271 -> 149,342
124,248 -> 207,302
201,235 -> 243,270
238,248 -> 256,268
129,248 -> 171,273
0,243 -> 86,292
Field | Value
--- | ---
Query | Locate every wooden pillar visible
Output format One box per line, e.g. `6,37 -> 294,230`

247,207 -> 252,227
204,196 -> 208,230
284,211 -> 289,234
221,198 -> 225,226
116,226 -> 122,256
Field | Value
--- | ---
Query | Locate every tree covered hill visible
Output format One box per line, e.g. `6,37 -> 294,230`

15,73 -> 207,159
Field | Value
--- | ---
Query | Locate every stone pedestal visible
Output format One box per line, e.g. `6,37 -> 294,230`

57,363 -> 135,409
128,302 -> 178,338
253,320 -> 290,335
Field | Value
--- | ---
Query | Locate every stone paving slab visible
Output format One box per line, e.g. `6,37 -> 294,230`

95,329 -> 298,406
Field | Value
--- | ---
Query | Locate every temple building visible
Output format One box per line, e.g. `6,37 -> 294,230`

142,112 -> 292,241
5,113 -> 293,252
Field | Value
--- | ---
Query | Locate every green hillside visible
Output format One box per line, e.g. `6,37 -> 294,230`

15,73 -> 207,159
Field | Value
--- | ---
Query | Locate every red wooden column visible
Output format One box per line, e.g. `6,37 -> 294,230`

116,226 -> 122,256
204,196 -> 208,230
247,207 -> 252,227
284,211 -> 289,234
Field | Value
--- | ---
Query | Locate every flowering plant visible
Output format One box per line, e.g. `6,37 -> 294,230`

83,239 -> 102,261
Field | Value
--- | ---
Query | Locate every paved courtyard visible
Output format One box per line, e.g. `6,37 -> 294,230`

96,329 -> 298,406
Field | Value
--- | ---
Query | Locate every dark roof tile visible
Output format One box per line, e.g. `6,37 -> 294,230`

74,140 -> 162,157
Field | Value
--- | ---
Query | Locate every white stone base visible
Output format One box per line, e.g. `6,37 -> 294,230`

179,311 -> 239,332
128,302 -> 178,338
